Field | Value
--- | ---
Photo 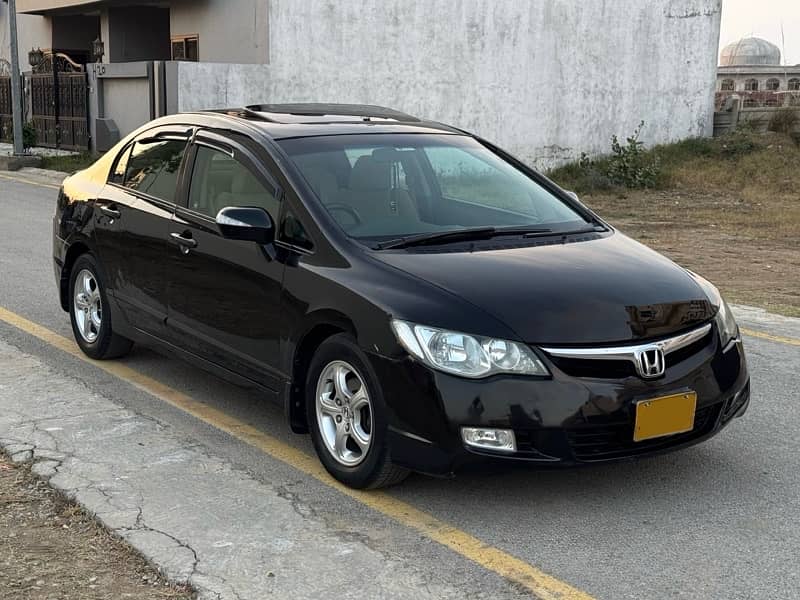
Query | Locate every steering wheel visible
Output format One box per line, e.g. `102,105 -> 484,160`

326,203 -> 363,228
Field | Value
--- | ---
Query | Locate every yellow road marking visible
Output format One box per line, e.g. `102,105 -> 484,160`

0,172 -> 62,190
740,327 -> 800,347
0,305 -> 593,600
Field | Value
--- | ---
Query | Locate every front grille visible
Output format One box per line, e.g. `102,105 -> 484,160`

564,402 -> 721,461
664,330 -> 713,368
547,356 -> 637,379
545,328 -> 714,379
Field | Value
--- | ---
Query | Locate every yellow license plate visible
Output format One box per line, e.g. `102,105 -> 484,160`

633,392 -> 697,442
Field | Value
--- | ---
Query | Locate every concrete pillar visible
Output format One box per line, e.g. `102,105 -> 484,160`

87,64 -> 103,152
7,0 -> 24,155
728,95 -> 740,132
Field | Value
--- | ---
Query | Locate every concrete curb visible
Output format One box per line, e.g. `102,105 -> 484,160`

0,154 -> 43,171
0,167 -> 68,187
731,304 -> 800,340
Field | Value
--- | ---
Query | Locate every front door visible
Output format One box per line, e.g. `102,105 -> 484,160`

165,131 -> 286,391
93,127 -> 191,337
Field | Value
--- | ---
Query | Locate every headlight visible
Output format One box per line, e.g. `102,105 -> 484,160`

391,320 -> 549,378
690,272 -> 739,345
715,297 -> 740,345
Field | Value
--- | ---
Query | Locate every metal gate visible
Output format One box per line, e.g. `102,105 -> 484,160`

29,52 -> 89,151
0,59 -> 13,144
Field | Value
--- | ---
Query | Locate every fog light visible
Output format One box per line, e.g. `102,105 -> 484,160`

461,427 -> 516,452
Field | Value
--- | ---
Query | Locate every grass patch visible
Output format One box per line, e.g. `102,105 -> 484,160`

546,129 -> 774,195
40,152 -> 95,174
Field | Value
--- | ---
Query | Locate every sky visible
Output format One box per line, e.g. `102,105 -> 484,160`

719,0 -> 800,65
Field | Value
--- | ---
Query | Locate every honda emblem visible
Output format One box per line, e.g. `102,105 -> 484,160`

635,346 -> 665,378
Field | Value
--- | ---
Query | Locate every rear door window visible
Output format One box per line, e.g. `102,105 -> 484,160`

123,138 -> 188,203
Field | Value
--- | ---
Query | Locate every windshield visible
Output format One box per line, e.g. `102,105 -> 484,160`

278,134 -> 590,244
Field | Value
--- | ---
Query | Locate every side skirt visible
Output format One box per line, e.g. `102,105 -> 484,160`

128,327 -> 283,405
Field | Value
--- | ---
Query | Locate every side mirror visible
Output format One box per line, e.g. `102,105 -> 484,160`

216,207 -> 275,244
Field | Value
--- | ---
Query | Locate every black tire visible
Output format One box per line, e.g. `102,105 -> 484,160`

68,253 -> 133,360
306,334 -> 409,489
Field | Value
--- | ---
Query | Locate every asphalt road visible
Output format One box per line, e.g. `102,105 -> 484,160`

2,173 -> 799,600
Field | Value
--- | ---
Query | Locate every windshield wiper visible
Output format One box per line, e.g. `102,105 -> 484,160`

375,226 -> 552,250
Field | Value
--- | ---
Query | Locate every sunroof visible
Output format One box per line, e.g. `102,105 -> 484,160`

245,103 -> 420,123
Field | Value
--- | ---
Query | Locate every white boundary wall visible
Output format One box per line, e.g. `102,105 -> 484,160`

176,0 -> 722,170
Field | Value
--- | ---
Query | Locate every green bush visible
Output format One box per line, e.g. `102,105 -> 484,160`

605,121 -> 661,188
22,122 -> 36,150
9,122 -> 37,151
548,122 -> 661,192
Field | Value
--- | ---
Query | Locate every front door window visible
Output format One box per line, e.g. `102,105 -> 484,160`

188,145 -> 279,221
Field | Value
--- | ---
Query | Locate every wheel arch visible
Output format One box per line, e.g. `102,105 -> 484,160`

59,239 -> 93,311
286,312 -> 358,433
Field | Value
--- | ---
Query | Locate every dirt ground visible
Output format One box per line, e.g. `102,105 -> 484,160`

0,453 -> 194,600
584,186 -> 800,318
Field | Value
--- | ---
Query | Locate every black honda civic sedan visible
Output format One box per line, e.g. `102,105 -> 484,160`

53,104 -> 749,488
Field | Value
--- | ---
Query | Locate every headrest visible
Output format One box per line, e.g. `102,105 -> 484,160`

349,155 -> 390,191
294,150 -> 351,188
371,147 -> 399,162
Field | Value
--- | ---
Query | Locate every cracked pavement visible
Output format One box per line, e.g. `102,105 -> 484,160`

0,339 -> 482,600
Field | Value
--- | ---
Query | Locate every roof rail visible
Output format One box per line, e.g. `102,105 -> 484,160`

244,103 -> 421,122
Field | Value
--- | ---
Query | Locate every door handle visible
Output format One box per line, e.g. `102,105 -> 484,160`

170,232 -> 198,253
98,204 -> 121,219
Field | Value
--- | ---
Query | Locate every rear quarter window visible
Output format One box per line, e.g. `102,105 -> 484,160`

108,144 -> 132,185
123,139 -> 188,203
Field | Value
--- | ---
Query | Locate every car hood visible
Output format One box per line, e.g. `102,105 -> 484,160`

374,232 -> 714,345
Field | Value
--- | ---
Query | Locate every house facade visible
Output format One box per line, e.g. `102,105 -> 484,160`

5,0 -> 268,65
3,0 -> 723,169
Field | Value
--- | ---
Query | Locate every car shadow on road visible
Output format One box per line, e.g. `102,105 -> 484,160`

391,433 -> 763,520
121,346 -> 766,521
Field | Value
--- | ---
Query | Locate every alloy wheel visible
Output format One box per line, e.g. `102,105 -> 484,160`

315,360 -> 373,467
73,269 -> 102,343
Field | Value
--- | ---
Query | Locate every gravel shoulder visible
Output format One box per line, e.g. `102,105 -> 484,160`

0,453 -> 194,600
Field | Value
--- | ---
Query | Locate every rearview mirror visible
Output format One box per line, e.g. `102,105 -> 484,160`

216,207 -> 275,244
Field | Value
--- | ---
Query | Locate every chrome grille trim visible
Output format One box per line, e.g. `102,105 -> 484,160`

540,323 -> 712,378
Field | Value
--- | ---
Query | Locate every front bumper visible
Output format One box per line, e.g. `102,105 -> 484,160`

370,330 -> 749,476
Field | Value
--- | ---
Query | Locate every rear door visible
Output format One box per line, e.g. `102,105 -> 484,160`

165,130 -> 286,390
93,127 -> 191,337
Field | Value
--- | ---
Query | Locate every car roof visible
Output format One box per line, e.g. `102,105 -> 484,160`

195,103 -> 464,139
